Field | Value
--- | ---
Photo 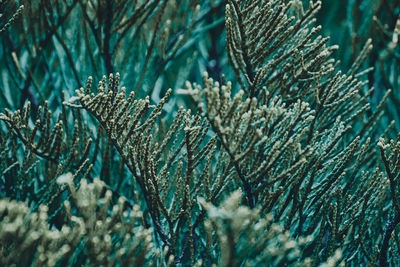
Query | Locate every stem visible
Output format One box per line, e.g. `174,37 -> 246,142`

104,0 -> 114,75
379,215 -> 400,266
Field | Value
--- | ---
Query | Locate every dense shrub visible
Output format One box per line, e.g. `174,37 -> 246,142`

1,0 -> 399,266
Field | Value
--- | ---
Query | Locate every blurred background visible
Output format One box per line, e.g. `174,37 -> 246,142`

1,0 -> 399,126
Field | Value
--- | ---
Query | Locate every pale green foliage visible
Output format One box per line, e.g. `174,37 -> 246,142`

0,199 -> 71,266
200,190 -> 311,266
0,175 -> 155,266
185,0 -> 393,264
200,190 -> 343,266
185,73 -> 313,209
68,73 -> 224,264
1,0 -> 400,266
183,67 -> 389,263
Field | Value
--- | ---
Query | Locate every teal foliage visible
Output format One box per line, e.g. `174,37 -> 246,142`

314,0 -> 400,130
1,0 -> 400,266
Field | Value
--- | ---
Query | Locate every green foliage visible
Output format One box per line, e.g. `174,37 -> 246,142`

200,189 -> 317,266
1,0 -> 400,266
0,176 -> 155,266
314,0 -> 400,130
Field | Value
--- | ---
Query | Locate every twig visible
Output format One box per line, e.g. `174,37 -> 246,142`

379,215 -> 400,266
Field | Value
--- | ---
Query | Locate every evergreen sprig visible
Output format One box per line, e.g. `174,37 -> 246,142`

1,0 -> 400,266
